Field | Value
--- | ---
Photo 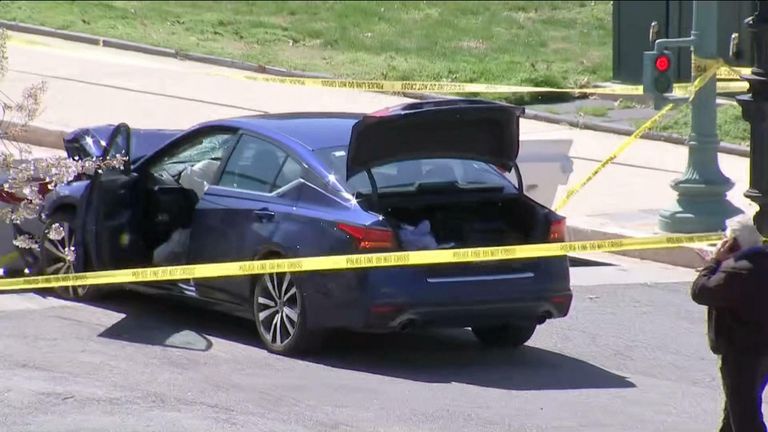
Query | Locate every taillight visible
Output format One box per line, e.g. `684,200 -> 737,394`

337,223 -> 396,250
548,218 -> 567,242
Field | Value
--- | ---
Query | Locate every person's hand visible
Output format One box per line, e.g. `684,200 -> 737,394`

714,237 -> 738,262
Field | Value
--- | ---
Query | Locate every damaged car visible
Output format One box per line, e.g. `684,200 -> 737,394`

23,98 -> 572,355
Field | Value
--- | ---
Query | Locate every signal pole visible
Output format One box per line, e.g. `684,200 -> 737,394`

737,1 -> 768,235
656,1 -> 741,233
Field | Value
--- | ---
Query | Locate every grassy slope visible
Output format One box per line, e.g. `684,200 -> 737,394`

650,104 -> 749,146
0,1 -> 611,88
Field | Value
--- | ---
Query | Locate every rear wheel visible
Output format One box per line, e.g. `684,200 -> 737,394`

40,211 -> 99,301
471,323 -> 536,348
253,270 -> 320,356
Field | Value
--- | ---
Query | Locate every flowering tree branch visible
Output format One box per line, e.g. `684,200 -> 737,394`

0,28 -> 126,255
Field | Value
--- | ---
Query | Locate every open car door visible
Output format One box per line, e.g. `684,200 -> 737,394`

79,123 -> 151,271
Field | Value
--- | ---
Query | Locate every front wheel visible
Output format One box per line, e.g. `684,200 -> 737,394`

253,271 -> 321,356
40,211 -> 100,301
471,323 -> 536,348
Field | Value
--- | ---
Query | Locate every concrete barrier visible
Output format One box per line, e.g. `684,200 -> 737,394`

516,139 -> 574,208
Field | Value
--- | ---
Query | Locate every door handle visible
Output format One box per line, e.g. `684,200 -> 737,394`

252,208 -> 275,222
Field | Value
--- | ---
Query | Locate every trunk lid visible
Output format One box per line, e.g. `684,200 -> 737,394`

346,99 -> 524,180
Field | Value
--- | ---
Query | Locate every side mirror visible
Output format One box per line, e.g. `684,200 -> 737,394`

104,123 -> 131,174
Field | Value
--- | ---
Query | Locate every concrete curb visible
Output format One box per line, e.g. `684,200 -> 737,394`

567,224 -> 711,269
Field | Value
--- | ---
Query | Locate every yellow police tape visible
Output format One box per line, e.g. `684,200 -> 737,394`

716,67 -> 750,80
553,58 -> 722,212
235,72 -> 645,95
225,70 -> 748,95
692,56 -> 751,81
0,232 -> 724,292
222,54 -> 750,95
553,104 -> 676,212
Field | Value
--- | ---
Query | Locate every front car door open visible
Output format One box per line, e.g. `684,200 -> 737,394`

81,125 -> 237,274
79,123 -> 152,271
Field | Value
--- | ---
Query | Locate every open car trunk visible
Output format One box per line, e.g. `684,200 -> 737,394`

359,190 -> 549,250
340,99 -> 552,250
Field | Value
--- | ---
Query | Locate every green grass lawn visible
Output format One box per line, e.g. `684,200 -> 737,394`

577,106 -> 610,117
0,1 -> 611,94
645,104 -> 749,146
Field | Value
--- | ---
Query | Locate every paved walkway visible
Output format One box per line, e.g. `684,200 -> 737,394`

3,31 -> 753,266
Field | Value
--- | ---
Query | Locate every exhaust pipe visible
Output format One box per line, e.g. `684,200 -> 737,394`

537,312 -> 553,325
396,319 -> 418,332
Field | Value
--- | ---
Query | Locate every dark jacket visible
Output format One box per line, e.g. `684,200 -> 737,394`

691,246 -> 768,355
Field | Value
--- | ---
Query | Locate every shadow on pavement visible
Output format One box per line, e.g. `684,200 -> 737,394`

85,290 -> 634,391
98,314 -> 214,352
306,330 -> 636,391
91,291 -> 237,352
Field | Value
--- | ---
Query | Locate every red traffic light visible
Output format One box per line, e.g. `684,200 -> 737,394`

655,54 -> 671,72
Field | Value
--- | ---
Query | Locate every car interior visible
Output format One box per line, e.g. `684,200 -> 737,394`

137,131 -> 305,266
131,131 -> 240,263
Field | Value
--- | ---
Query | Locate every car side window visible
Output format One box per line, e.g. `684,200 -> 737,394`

274,157 -> 303,190
218,135 -> 302,194
148,130 -> 238,180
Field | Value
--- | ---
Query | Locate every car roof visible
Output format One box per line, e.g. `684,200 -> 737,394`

224,112 -> 364,151
197,99 -> 521,153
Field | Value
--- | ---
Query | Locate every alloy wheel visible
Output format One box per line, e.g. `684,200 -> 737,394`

44,221 -> 89,298
254,272 -> 300,348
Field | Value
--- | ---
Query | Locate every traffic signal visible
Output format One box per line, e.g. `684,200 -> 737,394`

643,49 -> 674,109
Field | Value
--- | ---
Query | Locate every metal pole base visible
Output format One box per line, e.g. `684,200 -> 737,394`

659,195 -> 743,233
657,128 -> 742,233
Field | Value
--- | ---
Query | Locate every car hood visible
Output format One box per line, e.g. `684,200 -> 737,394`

345,102 -> 524,180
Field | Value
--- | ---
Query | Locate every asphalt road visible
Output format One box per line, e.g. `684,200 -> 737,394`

0,257 -> 741,432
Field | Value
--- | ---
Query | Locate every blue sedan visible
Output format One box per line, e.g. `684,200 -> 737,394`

35,98 -> 571,355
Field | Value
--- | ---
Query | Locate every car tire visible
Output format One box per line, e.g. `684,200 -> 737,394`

40,210 -> 101,301
471,323 -> 536,348
252,270 -> 322,356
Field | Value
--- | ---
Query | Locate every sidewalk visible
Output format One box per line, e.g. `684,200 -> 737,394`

4,31 -> 753,268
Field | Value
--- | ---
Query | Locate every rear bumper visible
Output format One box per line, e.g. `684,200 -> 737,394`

366,294 -> 572,331
301,256 -> 571,331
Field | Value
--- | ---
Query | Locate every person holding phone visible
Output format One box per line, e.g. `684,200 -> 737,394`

691,215 -> 768,432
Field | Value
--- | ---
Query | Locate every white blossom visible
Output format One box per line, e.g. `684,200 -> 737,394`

12,234 -> 38,250
47,223 -> 65,241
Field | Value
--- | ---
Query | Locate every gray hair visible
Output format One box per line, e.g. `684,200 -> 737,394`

726,215 -> 764,249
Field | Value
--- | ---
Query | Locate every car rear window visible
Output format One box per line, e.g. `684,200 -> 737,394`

315,146 -> 511,194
